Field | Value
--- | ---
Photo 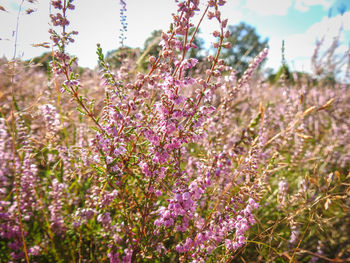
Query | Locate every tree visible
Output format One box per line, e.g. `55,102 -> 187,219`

138,28 -> 206,70
28,52 -> 86,75
267,64 -> 294,85
27,52 -> 52,72
219,22 -> 268,76
105,47 -> 141,69
105,29 -> 206,71
142,29 -> 163,59
136,30 -> 162,70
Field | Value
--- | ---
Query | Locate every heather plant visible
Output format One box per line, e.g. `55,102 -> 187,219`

0,0 -> 349,262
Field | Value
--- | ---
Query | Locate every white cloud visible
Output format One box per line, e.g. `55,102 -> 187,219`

308,9 -> 350,33
266,10 -> 350,72
245,0 -> 293,16
294,0 -> 332,12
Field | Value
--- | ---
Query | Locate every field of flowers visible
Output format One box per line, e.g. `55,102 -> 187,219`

0,0 -> 349,262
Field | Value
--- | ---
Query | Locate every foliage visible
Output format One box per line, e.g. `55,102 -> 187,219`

27,52 -> 52,72
142,29 -> 163,59
219,22 -> 268,76
267,64 -> 294,85
136,28 -> 206,71
105,47 -> 141,69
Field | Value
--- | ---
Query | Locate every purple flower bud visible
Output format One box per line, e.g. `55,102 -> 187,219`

183,192 -> 190,200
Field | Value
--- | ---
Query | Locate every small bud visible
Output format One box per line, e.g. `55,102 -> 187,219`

212,30 -> 220,37
149,56 -> 156,64
223,42 -> 232,49
207,11 -> 215,19
208,0 -> 216,7
163,50 -> 169,57
198,79 -> 205,85
161,32 -> 169,41
218,65 -> 226,72
129,100 -> 136,110
221,19 -> 228,28
213,70 -> 221,77
126,83 -> 133,89
137,73 -> 144,80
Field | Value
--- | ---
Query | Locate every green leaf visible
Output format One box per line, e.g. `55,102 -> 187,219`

76,107 -> 87,116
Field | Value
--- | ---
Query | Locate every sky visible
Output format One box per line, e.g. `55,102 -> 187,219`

0,0 -> 349,73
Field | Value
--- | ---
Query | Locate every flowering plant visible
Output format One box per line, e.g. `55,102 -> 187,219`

0,0 -> 349,262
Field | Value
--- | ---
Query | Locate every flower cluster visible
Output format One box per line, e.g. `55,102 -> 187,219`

119,0 -> 127,46
1,0 -> 349,262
